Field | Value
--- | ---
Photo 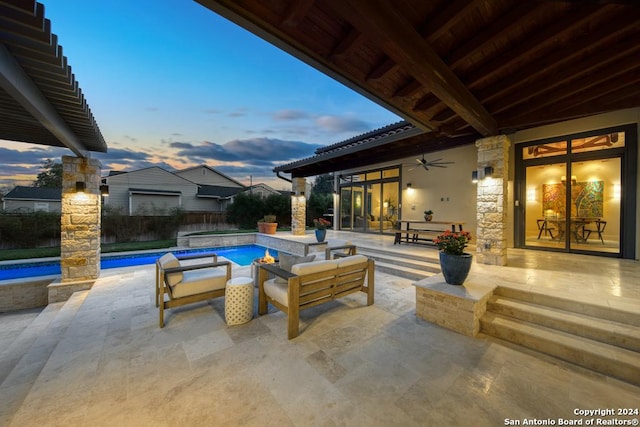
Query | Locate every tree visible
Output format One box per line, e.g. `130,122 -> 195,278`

264,193 -> 292,226
307,173 -> 334,227
225,193 -> 266,229
312,173 -> 334,195
33,159 -> 62,188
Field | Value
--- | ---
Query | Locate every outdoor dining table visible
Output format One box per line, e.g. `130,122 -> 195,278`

394,220 -> 465,245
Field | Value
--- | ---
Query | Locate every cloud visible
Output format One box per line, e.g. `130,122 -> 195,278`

169,142 -> 194,149
173,137 -> 322,166
315,115 -> 370,133
228,108 -> 248,118
273,109 -> 309,121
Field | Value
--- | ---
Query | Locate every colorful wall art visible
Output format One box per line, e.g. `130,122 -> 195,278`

542,181 -> 603,218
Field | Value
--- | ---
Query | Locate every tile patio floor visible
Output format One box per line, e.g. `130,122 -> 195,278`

1,231 -> 639,426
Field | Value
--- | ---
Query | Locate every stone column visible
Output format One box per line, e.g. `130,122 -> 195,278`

60,156 -> 102,282
475,135 -> 510,266
291,177 -> 306,236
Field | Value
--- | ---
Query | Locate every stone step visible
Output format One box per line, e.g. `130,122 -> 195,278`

494,286 -> 640,326
0,291 -> 89,426
0,305 -> 60,386
374,260 -> 437,281
357,247 -> 440,281
356,245 -> 440,264
480,312 -> 640,386
488,295 -> 640,352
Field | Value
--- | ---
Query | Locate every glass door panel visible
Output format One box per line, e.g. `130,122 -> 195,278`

340,187 -> 353,230
367,183 -> 381,232
352,185 -> 365,231
568,158 -> 620,254
524,162 -> 567,249
382,182 -> 399,232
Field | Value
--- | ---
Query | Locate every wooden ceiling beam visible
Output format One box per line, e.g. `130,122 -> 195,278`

478,11 -> 640,105
365,57 -> 398,82
445,2 -> 542,70
490,45 -> 640,116
466,4 -> 611,90
499,77 -> 640,130
416,0 -> 480,42
282,0 -> 315,27
393,78 -> 422,98
330,28 -> 366,60
365,0 -> 479,83
328,0 -> 496,136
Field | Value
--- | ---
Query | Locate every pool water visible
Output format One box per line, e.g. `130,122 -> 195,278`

0,245 -> 278,281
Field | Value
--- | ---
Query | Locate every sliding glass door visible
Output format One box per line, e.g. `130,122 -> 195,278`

518,127 -> 633,257
338,167 -> 400,234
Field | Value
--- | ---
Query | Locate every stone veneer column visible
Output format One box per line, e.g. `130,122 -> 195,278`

60,156 -> 102,282
475,135 -> 510,266
291,177 -> 306,236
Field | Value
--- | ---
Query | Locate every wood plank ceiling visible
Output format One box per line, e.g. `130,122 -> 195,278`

196,0 -> 640,177
0,0 -> 106,157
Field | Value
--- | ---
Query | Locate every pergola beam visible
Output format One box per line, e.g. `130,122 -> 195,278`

0,43 -> 88,157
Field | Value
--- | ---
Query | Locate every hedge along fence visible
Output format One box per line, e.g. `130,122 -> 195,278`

0,210 -> 231,249
0,211 -> 60,249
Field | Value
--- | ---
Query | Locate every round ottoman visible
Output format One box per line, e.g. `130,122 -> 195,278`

225,277 -> 254,325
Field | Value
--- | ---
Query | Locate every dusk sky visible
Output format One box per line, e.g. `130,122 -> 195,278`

0,0 -> 400,190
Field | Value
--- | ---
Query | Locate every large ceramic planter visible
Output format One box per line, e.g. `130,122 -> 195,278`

439,252 -> 472,285
315,229 -> 326,242
263,223 -> 277,234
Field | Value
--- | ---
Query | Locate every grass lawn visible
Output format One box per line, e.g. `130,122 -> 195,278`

0,227 -> 297,261
0,239 -> 177,261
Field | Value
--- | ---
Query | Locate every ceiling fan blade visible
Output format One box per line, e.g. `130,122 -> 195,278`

416,158 -> 424,164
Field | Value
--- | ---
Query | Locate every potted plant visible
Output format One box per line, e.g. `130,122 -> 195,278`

262,214 -> 277,234
424,210 -> 434,221
313,217 -> 331,242
433,230 -> 472,285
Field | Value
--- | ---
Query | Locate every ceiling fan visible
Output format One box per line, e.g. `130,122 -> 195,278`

409,155 -> 455,171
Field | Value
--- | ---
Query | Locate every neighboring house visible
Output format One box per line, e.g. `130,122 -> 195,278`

243,183 -> 286,198
103,165 -> 248,215
2,186 -> 62,213
174,165 -> 245,187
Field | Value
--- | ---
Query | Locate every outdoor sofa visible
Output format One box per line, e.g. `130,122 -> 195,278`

257,252 -> 374,339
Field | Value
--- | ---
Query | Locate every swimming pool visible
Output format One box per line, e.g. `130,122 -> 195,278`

0,245 -> 278,281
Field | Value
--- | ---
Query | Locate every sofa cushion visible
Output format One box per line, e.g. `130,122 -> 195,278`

158,253 -> 183,286
170,267 -> 227,298
291,259 -> 338,276
335,254 -> 368,268
263,278 -> 288,307
275,253 -> 316,284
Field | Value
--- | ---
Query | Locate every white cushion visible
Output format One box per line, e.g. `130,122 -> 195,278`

159,253 -> 183,286
335,254 -> 368,268
275,253 -> 316,284
264,260 -> 338,307
170,267 -> 227,298
291,259 -> 337,276
263,278 -> 288,307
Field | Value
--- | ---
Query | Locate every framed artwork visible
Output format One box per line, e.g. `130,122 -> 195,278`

542,181 -> 603,218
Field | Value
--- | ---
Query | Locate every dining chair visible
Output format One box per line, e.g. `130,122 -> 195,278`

583,220 -> 606,244
536,219 -> 555,239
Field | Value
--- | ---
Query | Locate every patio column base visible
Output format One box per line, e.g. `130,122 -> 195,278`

413,272 -> 496,336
